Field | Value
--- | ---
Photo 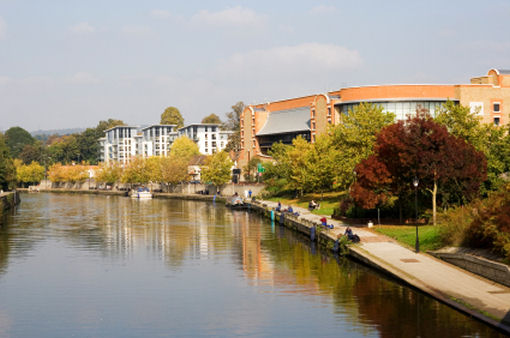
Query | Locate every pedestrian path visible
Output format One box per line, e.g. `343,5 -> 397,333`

257,200 -> 510,333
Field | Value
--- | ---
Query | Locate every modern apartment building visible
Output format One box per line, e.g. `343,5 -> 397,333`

178,124 -> 233,155
141,124 -> 178,157
239,68 -> 510,169
100,126 -> 140,165
100,123 -> 232,164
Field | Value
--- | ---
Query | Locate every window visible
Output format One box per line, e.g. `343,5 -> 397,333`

494,117 -> 500,126
494,102 -> 500,112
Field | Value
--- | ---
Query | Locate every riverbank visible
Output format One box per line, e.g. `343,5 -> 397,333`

0,190 -> 20,224
248,199 -> 510,335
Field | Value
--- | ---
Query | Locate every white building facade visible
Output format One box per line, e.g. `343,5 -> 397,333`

101,126 -> 140,165
101,123 -> 233,163
141,125 -> 178,157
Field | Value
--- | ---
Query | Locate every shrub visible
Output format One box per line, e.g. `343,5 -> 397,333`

464,184 -> 510,260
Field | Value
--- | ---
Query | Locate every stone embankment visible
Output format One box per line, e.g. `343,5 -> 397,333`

0,190 -> 20,224
248,199 -> 510,335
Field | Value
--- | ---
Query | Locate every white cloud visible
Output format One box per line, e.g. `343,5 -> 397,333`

150,9 -> 172,19
309,5 -> 337,15
69,72 -> 100,85
70,22 -> 95,33
0,76 -> 9,85
0,17 -> 6,39
191,6 -> 265,27
121,25 -> 151,35
216,43 -> 362,79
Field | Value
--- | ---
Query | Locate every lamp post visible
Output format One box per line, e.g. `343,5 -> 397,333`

413,176 -> 419,253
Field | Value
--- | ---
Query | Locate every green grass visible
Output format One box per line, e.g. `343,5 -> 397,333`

374,225 -> 443,252
266,191 -> 346,216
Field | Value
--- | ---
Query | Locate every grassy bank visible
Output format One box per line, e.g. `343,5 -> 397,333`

374,225 -> 442,252
266,191 -> 346,216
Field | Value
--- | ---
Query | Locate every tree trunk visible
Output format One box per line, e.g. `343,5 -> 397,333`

399,197 -> 403,224
432,179 -> 437,226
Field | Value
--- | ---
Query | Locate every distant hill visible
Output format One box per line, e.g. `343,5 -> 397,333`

30,128 -> 85,137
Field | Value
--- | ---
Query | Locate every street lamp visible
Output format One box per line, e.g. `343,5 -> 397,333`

413,176 -> 419,253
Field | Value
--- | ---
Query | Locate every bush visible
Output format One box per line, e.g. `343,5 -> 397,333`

437,205 -> 476,247
464,184 -> 510,260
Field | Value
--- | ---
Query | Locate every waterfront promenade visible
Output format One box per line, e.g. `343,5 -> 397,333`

254,200 -> 510,334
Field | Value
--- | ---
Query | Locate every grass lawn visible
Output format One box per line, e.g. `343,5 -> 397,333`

266,191 -> 346,216
374,225 -> 443,252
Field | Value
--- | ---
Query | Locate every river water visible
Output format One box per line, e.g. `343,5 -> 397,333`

0,193 -> 504,337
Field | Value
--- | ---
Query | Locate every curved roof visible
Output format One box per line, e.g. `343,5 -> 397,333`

256,107 -> 311,136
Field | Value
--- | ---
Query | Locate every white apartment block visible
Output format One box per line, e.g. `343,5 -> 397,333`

141,125 -> 178,157
101,123 -> 233,163
101,126 -> 140,165
178,124 -> 233,155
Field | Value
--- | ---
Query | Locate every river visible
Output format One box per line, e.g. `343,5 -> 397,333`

0,193 -> 504,337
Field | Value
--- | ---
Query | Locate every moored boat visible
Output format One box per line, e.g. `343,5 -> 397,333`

130,187 -> 152,199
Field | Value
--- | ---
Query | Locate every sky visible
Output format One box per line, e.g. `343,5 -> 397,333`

1,0 -> 510,132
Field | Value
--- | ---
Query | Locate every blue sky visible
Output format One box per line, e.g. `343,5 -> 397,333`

1,0 -> 509,131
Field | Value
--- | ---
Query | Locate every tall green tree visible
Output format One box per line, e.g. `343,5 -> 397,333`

5,126 -> 35,158
161,107 -> 184,128
201,113 -> 222,124
330,102 -> 395,190
0,133 -> 16,190
201,151 -> 232,187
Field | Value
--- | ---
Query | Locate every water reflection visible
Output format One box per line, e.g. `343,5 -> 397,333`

0,193 -> 504,337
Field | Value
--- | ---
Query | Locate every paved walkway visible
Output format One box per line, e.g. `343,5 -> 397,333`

259,200 -> 510,333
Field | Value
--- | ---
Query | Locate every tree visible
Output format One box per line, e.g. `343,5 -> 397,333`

170,136 -> 200,161
201,151 -> 232,187
201,113 -> 222,124
223,101 -> 244,152
352,113 -> 487,225
161,107 -> 184,128
243,158 -> 261,182
160,155 -> 189,186
330,102 -> 395,190
19,141 -> 45,164
435,101 -> 510,192
121,157 -> 153,185
0,133 -> 16,190
16,161 -> 45,186
5,126 -> 35,158
95,162 -> 123,185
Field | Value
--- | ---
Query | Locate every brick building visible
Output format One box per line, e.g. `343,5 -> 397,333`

238,69 -> 510,171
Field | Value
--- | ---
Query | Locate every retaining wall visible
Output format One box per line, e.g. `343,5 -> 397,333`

0,191 -> 20,224
431,251 -> 510,288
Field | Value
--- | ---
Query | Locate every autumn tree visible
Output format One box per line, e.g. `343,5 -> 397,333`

95,162 -> 123,185
161,106 -> 184,128
160,156 -> 189,186
201,151 -> 232,187
330,102 -> 395,190
351,113 -> 487,225
16,161 -> 45,186
201,113 -> 222,124
121,157 -> 153,185
170,136 -> 200,161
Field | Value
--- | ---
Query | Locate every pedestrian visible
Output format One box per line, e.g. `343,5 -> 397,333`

248,189 -> 252,198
